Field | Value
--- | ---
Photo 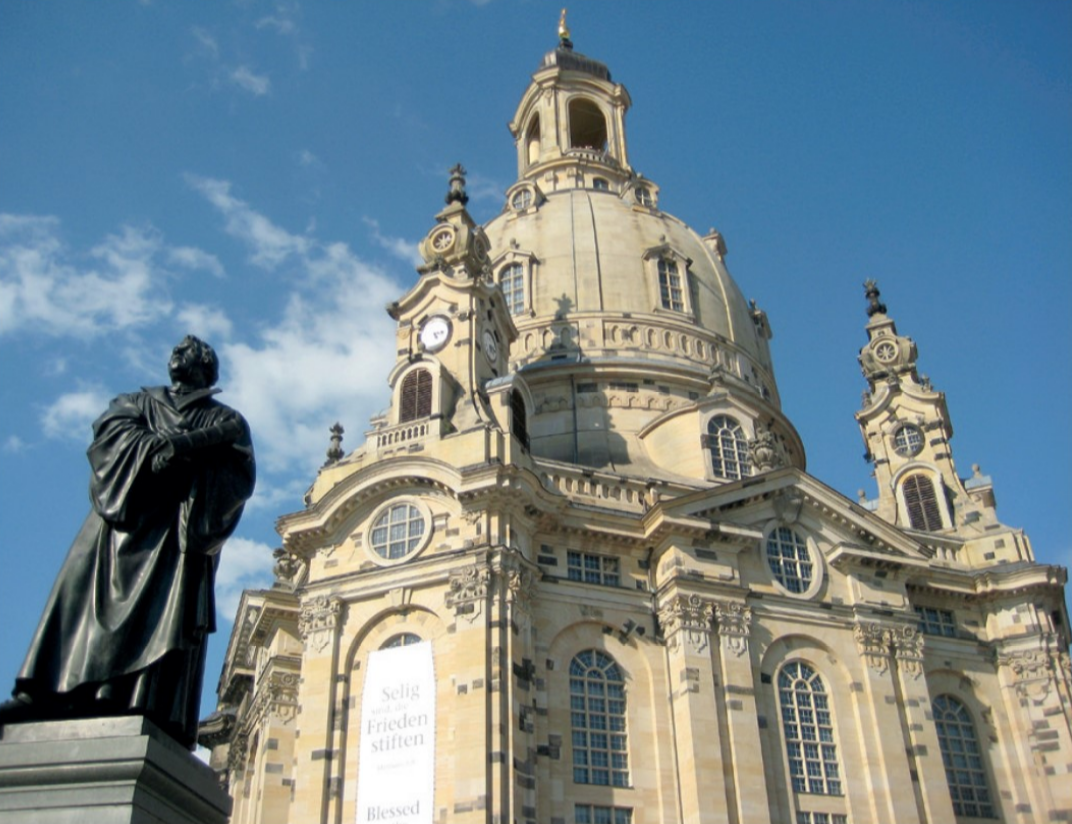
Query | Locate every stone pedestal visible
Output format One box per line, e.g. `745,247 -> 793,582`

0,715 -> 231,824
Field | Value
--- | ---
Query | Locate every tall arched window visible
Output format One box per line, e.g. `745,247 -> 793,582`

657,258 -> 684,311
525,115 -> 541,166
903,473 -> 943,531
707,415 -> 751,480
933,695 -> 995,818
400,369 -> 432,422
570,650 -> 628,787
777,661 -> 842,796
500,263 -> 525,315
568,98 -> 607,151
510,389 -> 529,449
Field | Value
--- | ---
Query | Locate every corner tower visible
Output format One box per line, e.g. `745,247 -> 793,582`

484,25 -> 802,480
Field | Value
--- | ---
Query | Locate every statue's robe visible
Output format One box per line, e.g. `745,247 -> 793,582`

15,385 -> 255,747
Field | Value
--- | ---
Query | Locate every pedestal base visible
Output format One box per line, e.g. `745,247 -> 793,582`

0,715 -> 231,824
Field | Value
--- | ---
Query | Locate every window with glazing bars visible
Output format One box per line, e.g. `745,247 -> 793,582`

574,805 -> 632,824
934,695 -> 995,818
500,263 -> 525,315
767,527 -> 813,594
570,650 -> 628,787
778,661 -> 842,796
567,551 -> 620,586
707,415 -> 751,479
657,258 -> 684,311
915,606 -> 956,637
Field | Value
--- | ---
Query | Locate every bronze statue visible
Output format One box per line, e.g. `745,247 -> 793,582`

0,336 -> 255,749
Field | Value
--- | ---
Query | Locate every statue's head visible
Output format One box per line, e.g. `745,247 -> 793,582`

169,335 -> 219,390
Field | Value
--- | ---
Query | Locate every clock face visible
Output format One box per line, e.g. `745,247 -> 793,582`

430,227 -> 454,253
420,316 -> 451,352
481,329 -> 499,363
874,340 -> 898,363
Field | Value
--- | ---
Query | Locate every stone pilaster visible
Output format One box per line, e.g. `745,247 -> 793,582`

658,593 -> 731,824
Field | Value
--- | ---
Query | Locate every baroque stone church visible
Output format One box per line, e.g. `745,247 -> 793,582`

201,24 -> 1072,824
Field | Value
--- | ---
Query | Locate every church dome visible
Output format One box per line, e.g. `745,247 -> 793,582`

481,34 -> 802,477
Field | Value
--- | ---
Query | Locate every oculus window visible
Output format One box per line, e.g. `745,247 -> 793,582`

369,503 -> 427,561
893,424 -> 924,457
767,527 -> 814,595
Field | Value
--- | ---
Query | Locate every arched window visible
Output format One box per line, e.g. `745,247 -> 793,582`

634,186 -> 654,208
400,369 -> 432,422
707,415 -> 751,479
510,389 -> 529,449
500,263 -> 525,315
382,632 -> 422,649
778,662 -> 842,796
570,650 -> 628,787
526,115 -> 541,165
568,98 -> 607,151
933,696 -> 995,818
592,177 -> 609,191
903,473 -> 943,531
657,258 -> 684,312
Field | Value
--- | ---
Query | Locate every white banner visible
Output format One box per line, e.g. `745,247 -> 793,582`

356,640 -> 436,824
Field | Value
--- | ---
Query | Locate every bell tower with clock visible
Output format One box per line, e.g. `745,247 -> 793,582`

380,164 -> 523,456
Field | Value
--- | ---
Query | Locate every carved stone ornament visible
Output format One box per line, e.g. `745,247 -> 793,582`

298,595 -> 342,653
228,731 -> 249,777
748,421 -> 786,473
659,594 -> 714,654
854,621 -> 891,675
247,670 -> 300,727
714,601 -> 753,657
891,625 -> 925,679
272,548 -> 306,589
997,649 -> 1055,703
446,563 -> 490,623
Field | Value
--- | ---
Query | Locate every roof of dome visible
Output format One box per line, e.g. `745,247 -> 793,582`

538,45 -> 611,81
483,187 -> 774,378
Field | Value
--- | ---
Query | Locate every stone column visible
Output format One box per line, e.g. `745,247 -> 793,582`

658,593 -> 731,824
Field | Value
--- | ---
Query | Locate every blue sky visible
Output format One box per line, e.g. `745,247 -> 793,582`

2,1 -> 1070,722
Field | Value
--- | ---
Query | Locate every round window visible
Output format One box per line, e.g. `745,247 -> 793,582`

893,424 -> 924,457
765,526 -> 817,596
511,189 -> 533,211
369,501 -> 429,562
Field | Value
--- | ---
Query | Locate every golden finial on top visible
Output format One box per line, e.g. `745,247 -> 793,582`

558,8 -> 570,42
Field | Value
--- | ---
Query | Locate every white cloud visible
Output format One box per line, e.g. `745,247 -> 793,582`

42,387 -> 111,441
168,245 -> 225,278
177,302 -> 233,341
0,216 -> 173,338
190,26 -> 220,58
183,175 -> 401,475
298,149 -> 321,168
3,435 -> 26,453
256,15 -> 296,36
186,175 -> 309,268
362,217 -> 422,268
215,537 -> 276,620
230,65 -> 271,96
462,170 -> 506,204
